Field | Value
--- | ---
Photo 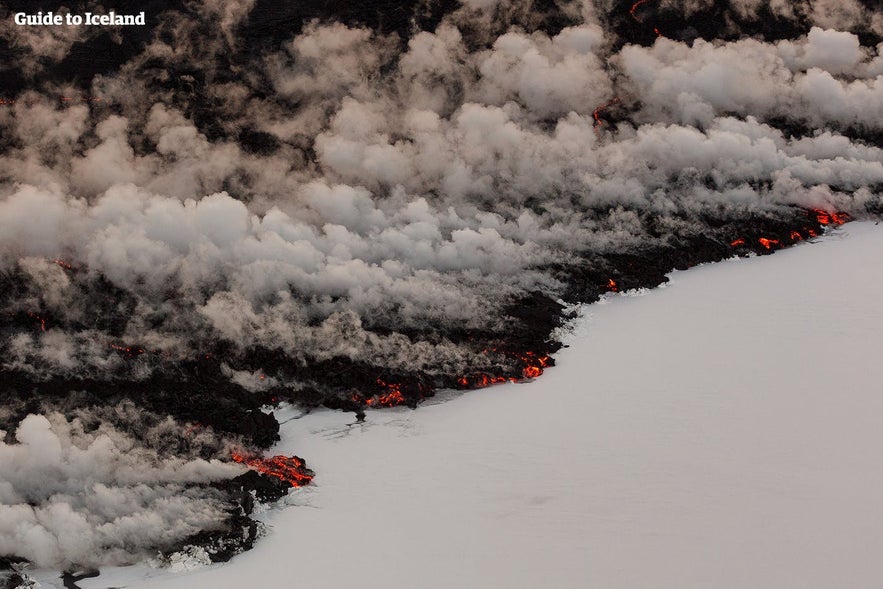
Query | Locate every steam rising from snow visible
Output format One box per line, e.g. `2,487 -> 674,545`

1,0 -> 882,569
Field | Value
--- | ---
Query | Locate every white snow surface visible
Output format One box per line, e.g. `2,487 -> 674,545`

59,221 -> 883,588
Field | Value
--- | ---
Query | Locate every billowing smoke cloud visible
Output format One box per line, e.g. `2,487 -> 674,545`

0,408 -> 244,568
1,0 -> 882,570
618,27 -> 883,129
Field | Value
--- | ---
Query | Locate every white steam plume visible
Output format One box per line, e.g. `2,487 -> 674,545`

0,410 -> 244,569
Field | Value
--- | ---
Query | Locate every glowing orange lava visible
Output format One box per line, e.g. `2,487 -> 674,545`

518,351 -> 551,379
231,451 -> 314,487
789,231 -> 803,241
593,97 -> 621,132
606,278 -> 619,292
458,374 -> 514,388
730,238 -> 746,247
458,350 -> 551,387
523,365 -> 542,378
351,379 -> 409,407
353,350 -> 552,407
110,342 -> 146,355
367,379 -> 407,407
811,209 -> 849,226
758,237 -> 779,250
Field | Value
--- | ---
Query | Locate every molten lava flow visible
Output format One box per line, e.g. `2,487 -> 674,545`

458,350 -> 551,387
53,259 -> 73,270
231,451 -> 314,488
367,379 -> 406,407
354,350 -> 552,404
758,237 -> 779,250
811,209 -> 849,226
789,231 -> 803,241
523,365 -> 542,378
351,379 -> 409,407
516,350 -> 551,379
368,390 -> 405,406
606,278 -> 619,292
0,99 -> 14,106
593,97 -> 621,132
458,374 -> 514,388
730,238 -> 746,247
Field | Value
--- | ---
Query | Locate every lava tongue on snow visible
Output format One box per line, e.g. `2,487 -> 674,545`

811,209 -> 850,226
231,451 -> 315,488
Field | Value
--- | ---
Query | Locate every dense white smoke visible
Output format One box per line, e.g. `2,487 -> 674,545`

619,27 -> 883,129
0,409 -> 244,568
1,0 -> 882,570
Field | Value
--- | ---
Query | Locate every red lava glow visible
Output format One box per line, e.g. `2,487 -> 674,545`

0,99 -> 14,106
730,238 -> 746,247
758,237 -> 780,250
27,312 -> 47,331
518,351 -> 551,379
53,259 -> 73,270
790,231 -> 803,241
458,350 -> 551,388
811,209 -> 849,226
352,354 -> 552,408
523,365 -> 542,378
629,0 -> 663,36
351,379 -> 408,407
457,374 -> 514,388
367,379 -> 407,407
606,278 -> 619,292
231,451 -> 314,487
593,97 -> 621,132
110,342 -> 146,355
629,0 -> 652,20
